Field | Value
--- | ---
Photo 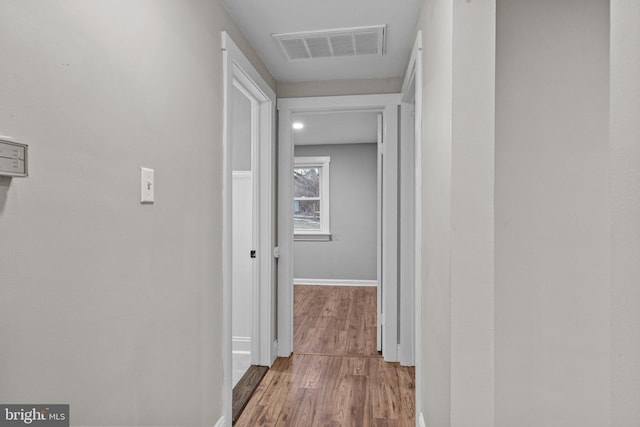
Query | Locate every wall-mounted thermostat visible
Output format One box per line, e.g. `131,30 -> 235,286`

0,138 -> 28,177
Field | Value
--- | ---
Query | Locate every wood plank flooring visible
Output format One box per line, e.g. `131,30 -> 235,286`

235,354 -> 415,426
294,285 -> 379,356
233,365 -> 269,424
235,285 -> 415,426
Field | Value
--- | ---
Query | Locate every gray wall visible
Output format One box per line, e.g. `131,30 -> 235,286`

416,0 -> 496,424
495,0 -> 610,425
294,143 -> 377,281
610,0 -> 640,424
0,1 -> 273,425
416,1 -> 640,425
416,1 -> 453,424
277,77 -> 402,98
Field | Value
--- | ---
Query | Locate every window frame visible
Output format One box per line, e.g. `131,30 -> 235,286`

293,156 -> 331,241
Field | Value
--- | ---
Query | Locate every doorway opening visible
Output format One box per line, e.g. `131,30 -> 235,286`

290,110 -> 381,357
222,32 -> 276,426
277,94 -> 405,363
234,93 -> 417,426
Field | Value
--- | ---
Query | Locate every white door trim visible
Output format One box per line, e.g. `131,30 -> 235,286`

399,101 -> 416,367
376,113 -> 383,353
293,278 -> 378,287
401,30 -> 423,425
222,31 -> 275,425
277,94 -> 401,361
381,103 -> 399,362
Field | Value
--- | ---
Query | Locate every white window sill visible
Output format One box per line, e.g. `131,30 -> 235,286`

294,233 -> 332,242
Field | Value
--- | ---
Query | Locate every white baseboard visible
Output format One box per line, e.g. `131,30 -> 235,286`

419,412 -> 426,427
215,415 -> 225,427
294,278 -> 377,287
232,336 -> 251,354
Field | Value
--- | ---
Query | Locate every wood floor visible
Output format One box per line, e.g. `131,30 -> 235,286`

235,285 -> 415,427
294,285 -> 379,357
233,365 -> 270,424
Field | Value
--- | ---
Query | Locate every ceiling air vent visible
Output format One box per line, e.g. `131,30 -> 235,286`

273,25 -> 386,62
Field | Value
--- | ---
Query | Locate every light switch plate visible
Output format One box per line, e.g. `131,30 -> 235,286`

141,167 -> 154,203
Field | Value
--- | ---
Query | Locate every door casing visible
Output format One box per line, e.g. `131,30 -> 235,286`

222,31 -> 276,426
400,30 -> 423,423
277,94 -> 401,362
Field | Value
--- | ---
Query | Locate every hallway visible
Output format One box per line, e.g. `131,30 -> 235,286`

2,2 -> 639,426
235,286 -> 415,426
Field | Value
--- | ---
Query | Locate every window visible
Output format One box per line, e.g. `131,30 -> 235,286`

294,156 -> 330,240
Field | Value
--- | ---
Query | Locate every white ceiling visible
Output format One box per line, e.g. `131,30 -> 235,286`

222,0 -> 422,83
293,112 -> 378,145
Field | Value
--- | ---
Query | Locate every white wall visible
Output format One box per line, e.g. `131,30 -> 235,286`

416,1 -> 453,424
414,1 -> 640,425
610,0 -> 640,424
277,77 -> 402,98
0,1 -> 273,425
294,143 -> 378,281
450,1 -> 495,425
495,1 -> 610,426
293,112 -> 378,146
416,1 -> 496,425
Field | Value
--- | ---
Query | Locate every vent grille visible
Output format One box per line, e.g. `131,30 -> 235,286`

273,25 -> 386,62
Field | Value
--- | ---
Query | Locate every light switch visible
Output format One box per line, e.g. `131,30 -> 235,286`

140,167 -> 154,203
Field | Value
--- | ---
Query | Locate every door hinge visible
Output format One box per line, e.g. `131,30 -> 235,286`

250,250 -> 256,258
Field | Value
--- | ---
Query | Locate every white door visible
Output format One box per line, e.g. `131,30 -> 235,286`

399,102 -> 416,366
376,113 -> 383,353
223,31 -> 276,423
231,85 -> 255,387
379,105 -> 399,362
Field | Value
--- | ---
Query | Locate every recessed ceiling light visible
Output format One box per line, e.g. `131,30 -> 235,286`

292,122 -> 304,130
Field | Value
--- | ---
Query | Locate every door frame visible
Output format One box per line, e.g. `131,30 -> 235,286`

222,31 -> 276,425
277,94 -> 401,361
400,30 -> 423,424
376,113 -> 383,353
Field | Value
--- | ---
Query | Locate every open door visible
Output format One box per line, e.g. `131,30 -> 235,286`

379,106 -> 399,362
377,106 -> 400,361
231,84 -> 257,387
376,113 -> 383,353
